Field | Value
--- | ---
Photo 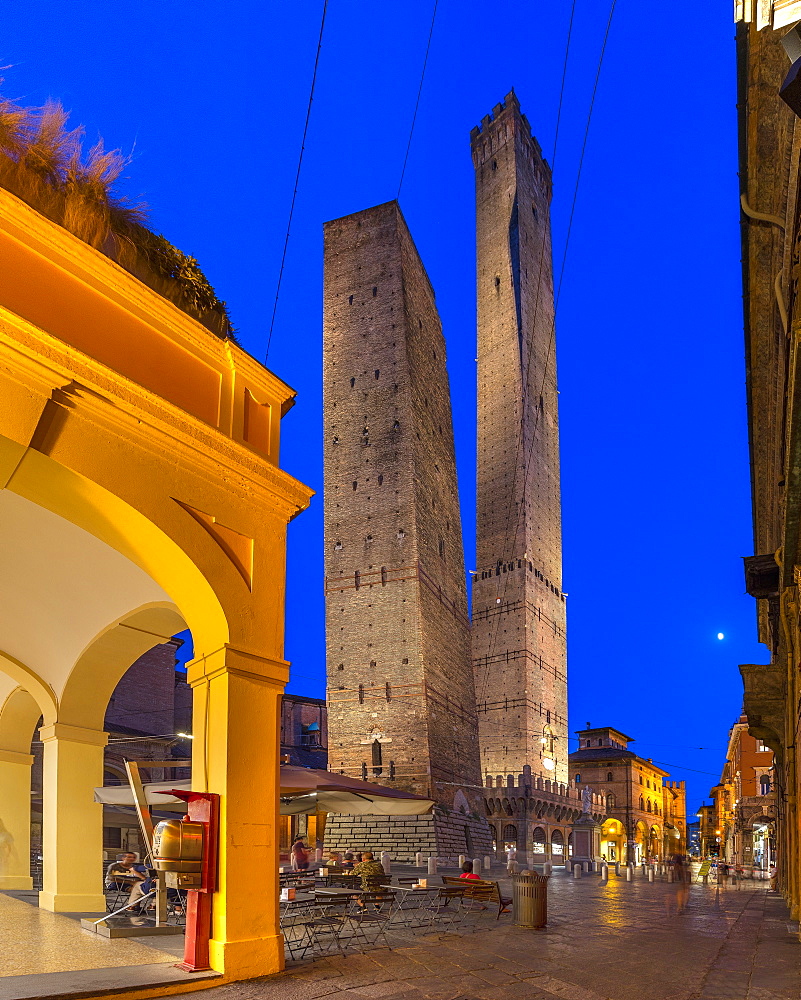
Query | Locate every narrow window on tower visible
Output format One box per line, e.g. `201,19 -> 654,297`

358,684 -> 364,703
350,377 -> 356,387
372,739 -> 383,775
349,295 -> 354,305
372,287 -> 377,297
385,682 -> 392,701
438,537 -> 445,560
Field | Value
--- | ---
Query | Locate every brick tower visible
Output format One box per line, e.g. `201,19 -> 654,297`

470,92 -> 568,784
322,202 -> 491,859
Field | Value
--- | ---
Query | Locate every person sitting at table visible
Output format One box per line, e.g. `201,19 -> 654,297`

459,861 -> 481,881
342,852 -> 355,870
105,852 -> 146,892
352,851 -> 385,891
291,838 -> 310,871
326,851 -> 343,868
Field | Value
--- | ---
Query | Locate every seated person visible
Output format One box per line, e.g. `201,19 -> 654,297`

326,851 -> 343,868
105,852 -> 146,890
351,851 -> 385,891
342,852 -> 355,870
459,861 -> 481,881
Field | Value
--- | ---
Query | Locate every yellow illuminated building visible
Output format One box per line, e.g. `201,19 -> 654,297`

0,183 -> 312,979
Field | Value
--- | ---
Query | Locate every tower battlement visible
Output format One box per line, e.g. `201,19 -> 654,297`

470,90 -> 549,180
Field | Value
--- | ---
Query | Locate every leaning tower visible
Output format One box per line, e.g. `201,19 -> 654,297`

470,92 -> 568,784
321,201 -> 492,860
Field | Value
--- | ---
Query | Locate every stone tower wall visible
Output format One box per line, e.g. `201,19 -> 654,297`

323,201 -> 482,810
470,93 -> 568,784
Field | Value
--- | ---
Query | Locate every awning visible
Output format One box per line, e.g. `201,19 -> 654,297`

94,766 -> 434,817
93,779 -> 190,810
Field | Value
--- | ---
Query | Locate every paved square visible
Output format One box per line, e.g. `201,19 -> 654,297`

184,871 -> 801,1000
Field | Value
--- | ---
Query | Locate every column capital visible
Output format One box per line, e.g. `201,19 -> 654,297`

187,644 -> 290,689
38,723 -> 108,747
0,749 -> 34,765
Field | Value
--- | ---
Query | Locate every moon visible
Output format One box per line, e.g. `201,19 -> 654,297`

717,632 -> 724,640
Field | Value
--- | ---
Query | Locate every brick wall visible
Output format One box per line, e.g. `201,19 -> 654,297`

322,201 -> 485,830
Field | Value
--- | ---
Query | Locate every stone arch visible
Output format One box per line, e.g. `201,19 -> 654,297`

0,652 -> 57,730
531,826 -> 547,854
59,603 -> 187,731
0,681 -> 49,752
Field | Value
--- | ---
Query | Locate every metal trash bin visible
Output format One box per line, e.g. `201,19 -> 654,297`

512,870 -> 548,928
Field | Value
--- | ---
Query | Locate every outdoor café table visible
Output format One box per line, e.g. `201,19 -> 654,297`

387,884 -> 445,929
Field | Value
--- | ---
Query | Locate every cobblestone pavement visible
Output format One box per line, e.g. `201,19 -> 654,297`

186,869 -> 801,1000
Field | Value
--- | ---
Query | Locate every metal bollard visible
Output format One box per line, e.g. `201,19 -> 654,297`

315,848 -> 323,862
472,857 -> 482,876
615,862 -> 621,877
415,852 -> 423,867
573,864 -> 582,879
648,868 -> 654,882
626,866 -> 632,881
668,868 -> 674,883
543,862 -> 552,876
458,854 -> 466,868
427,857 -> 437,875
582,861 -> 589,873
381,851 -> 391,876
601,863 -> 608,882
484,856 -> 491,870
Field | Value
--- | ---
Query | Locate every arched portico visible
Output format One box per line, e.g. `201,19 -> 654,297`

0,184 -> 313,979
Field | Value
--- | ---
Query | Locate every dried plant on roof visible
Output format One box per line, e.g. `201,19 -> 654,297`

0,87 -> 234,340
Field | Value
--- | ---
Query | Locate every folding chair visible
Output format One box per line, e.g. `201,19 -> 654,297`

346,891 -> 396,952
104,882 -> 130,912
304,898 -> 353,957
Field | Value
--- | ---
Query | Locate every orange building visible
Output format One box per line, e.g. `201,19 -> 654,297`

569,726 -> 686,863
701,716 -> 776,871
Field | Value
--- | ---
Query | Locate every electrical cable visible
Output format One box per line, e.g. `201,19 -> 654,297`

478,0 -> 617,714
397,0 -> 439,199
265,0 -> 329,360
476,1 -> 576,705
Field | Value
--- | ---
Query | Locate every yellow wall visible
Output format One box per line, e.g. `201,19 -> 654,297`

0,185 -> 312,978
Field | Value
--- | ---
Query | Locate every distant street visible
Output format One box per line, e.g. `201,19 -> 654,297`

184,868 -> 800,1000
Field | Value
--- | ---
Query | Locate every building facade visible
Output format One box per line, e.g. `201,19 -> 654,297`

735,5 -> 801,917
322,201 -> 491,859
470,91 -> 568,786
568,727 -> 686,863
700,716 -> 776,871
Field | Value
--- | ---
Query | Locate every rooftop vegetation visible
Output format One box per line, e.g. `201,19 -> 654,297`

0,90 -> 235,340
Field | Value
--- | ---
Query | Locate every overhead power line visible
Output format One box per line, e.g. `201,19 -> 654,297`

478,0 -> 578,701
266,0 -> 329,360
397,0 -> 439,199
479,0 -> 617,704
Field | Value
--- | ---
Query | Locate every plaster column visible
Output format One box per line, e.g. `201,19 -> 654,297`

0,749 -> 34,889
39,722 -> 108,912
188,644 -> 288,979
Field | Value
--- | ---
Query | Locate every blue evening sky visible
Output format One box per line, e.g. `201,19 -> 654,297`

3,1 -> 764,811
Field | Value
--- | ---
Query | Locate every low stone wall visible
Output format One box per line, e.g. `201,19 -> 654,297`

324,810 -> 493,862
